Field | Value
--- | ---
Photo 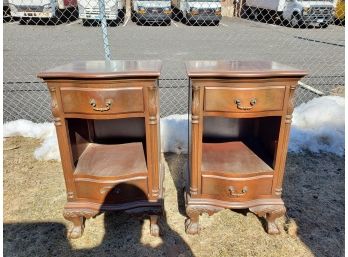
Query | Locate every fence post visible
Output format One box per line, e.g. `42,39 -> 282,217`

98,0 -> 112,60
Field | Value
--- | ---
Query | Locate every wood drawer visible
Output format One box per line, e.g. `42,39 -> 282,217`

75,178 -> 148,204
201,175 -> 273,201
60,87 -> 144,115
204,86 -> 285,113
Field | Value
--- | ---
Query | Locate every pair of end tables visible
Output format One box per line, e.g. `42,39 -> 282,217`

38,60 -> 307,239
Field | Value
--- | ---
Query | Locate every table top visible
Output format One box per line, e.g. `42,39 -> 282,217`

38,60 -> 162,79
185,60 -> 308,78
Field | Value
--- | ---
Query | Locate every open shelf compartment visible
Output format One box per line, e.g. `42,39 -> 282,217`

202,116 -> 281,175
67,117 -> 148,178
202,141 -> 273,175
75,142 -> 147,178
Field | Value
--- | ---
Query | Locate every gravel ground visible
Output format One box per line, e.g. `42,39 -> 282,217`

3,137 -> 344,257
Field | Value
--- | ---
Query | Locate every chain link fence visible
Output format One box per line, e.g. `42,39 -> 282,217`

3,0 -> 345,122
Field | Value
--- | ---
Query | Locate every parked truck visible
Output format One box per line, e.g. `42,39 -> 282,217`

131,0 -> 172,25
8,0 -> 78,22
3,0 -> 11,21
334,0 -> 344,23
78,0 -> 125,26
244,0 -> 335,28
172,0 -> 222,25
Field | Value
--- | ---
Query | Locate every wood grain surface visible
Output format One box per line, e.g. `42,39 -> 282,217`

185,60 -> 308,78
201,141 -> 273,174
75,142 -> 147,178
38,60 -> 162,79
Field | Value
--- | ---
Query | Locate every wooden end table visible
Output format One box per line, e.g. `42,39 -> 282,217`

185,60 -> 307,235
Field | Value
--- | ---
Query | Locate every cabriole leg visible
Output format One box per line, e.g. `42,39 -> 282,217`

250,205 -> 286,235
63,208 -> 98,239
63,213 -> 84,239
150,215 -> 160,237
185,207 -> 200,235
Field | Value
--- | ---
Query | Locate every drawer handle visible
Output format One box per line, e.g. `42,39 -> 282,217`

100,186 -> 121,195
228,186 -> 248,197
235,98 -> 256,110
89,98 -> 113,112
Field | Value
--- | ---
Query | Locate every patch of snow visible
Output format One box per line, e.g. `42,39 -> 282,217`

34,135 -> 60,161
3,119 -> 60,161
160,114 -> 188,154
4,119 -> 54,139
289,96 -> 345,156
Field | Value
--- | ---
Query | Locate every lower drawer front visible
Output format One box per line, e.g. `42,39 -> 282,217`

201,176 -> 273,201
75,178 -> 148,204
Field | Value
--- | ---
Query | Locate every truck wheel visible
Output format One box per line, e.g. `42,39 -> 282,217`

319,23 -> 329,28
164,18 -> 171,26
108,20 -> 118,26
251,8 -> 261,20
19,17 -> 30,25
290,13 -> 303,28
240,5 -> 251,19
56,8 -> 68,23
172,7 -> 182,21
136,19 -> 146,25
131,10 -> 137,22
82,19 -> 91,26
172,7 -> 178,21
118,8 -> 125,23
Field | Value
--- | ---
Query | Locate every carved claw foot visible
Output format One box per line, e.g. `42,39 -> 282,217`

250,205 -> 286,235
185,204 -> 222,235
266,219 -> 280,235
67,220 -> 84,239
150,215 -> 160,237
63,209 -> 98,239
185,218 -> 200,235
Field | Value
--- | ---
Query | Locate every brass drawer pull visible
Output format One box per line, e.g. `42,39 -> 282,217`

228,186 -> 248,197
235,98 -> 256,110
100,186 -> 121,195
89,98 -> 113,112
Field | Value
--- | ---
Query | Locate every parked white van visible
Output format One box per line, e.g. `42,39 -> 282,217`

8,0 -> 78,22
172,0 -> 222,25
78,0 -> 125,25
131,0 -> 172,25
245,0 -> 334,28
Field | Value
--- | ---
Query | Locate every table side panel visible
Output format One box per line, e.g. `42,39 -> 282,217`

143,80 -> 162,200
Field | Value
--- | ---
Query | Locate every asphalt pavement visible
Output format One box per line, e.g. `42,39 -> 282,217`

3,15 -> 345,121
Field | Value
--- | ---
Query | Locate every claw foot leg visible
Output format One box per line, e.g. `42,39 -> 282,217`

150,215 -> 160,237
266,212 -> 281,235
63,208 -> 98,239
185,217 -> 200,235
185,205 -> 200,235
66,216 -> 84,239
250,205 -> 286,235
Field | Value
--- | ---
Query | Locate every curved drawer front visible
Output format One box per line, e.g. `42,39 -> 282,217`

60,87 -> 144,115
204,86 -> 285,113
75,178 -> 148,204
201,175 -> 273,201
